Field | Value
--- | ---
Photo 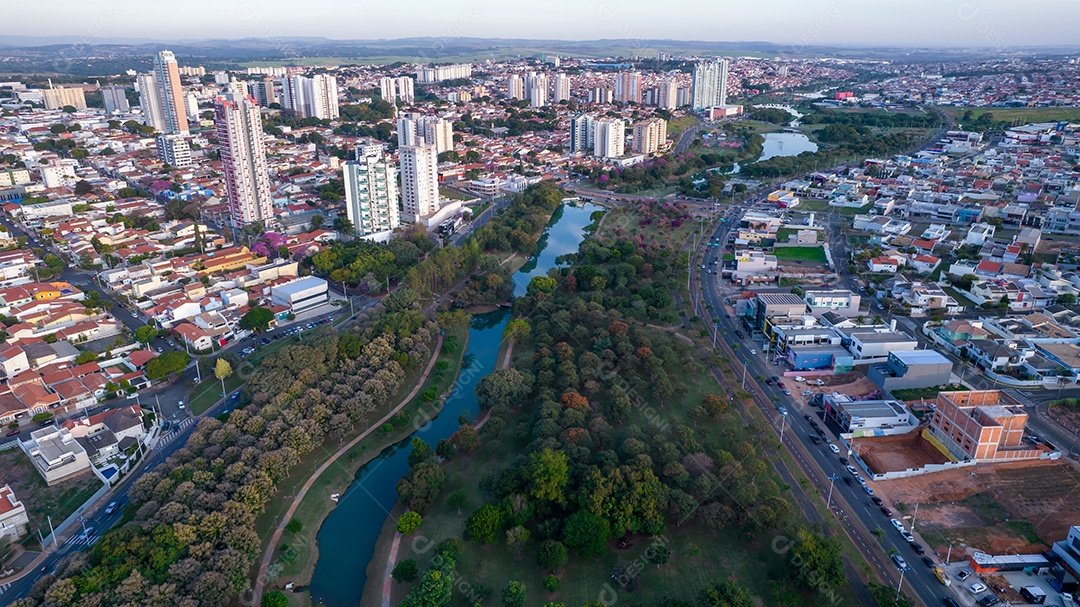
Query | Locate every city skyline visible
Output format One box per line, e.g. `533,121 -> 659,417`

4,0 -> 1079,48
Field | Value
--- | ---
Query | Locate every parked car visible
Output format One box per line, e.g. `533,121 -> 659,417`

828,444 -> 840,454
4,429 -> 18,437
177,401 -> 185,410
863,485 -> 875,496
839,457 -> 850,466
846,465 -> 858,475
890,518 -> 905,532
969,582 -> 987,595
794,376 -> 806,382
957,569 -> 972,581
870,496 -> 883,506
910,542 -> 925,554
921,556 -> 935,568
880,506 -> 893,517
901,531 -> 915,542
808,435 -> 821,445
891,554 -> 909,571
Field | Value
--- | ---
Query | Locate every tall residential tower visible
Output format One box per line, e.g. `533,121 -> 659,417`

215,94 -> 273,228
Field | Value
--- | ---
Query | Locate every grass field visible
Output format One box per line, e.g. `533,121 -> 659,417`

773,246 -> 828,263
666,115 -> 699,140
941,106 -> 1080,125
256,324 -> 470,594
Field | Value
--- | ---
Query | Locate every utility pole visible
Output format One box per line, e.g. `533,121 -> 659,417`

48,515 -> 57,548
910,502 -> 919,535
741,360 -> 748,390
779,410 -> 788,445
895,567 -> 906,601
826,475 -> 837,508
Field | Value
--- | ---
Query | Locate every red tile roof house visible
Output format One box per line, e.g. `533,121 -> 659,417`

173,322 -> 214,352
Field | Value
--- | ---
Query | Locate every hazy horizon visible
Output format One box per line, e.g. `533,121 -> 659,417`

6,0 -> 1079,49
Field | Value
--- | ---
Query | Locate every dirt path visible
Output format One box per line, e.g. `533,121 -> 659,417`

252,333 -> 444,605
380,533 -> 403,607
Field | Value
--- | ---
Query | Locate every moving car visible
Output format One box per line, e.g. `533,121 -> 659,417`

828,444 -> 840,454
104,502 -> 119,515
749,349 -> 757,355
808,435 -> 821,445
178,400 -> 185,409
891,554 -> 909,571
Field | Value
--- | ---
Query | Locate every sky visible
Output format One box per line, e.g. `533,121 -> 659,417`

7,0 -> 1079,48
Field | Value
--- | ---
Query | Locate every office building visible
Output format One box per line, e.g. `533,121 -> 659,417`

416,63 -> 472,83
868,350 -> 953,392
41,85 -> 86,111
101,86 -> 129,114
136,72 -> 165,131
271,276 -> 329,312
527,72 -> 548,107
554,73 -> 571,102
343,146 -> 400,240
658,78 -> 678,109
399,144 -> 440,221
593,117 -> 625,159
152,50 -> 189,134
569,114 -> 595,154
692,58 -> 729,110
156,133 -> 192,168
614,71 -> 642,104
508,74 -> 524,100
824,394 -> 913,433
632,117 -> 667,155
215,94 -> 273,228
281,74 -> 339,119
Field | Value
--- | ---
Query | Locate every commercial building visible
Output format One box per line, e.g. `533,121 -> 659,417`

0,485 -> 28,540
844,329 -> 918,359
825,394 -> 914,433
732,250 -> 779,285
215,94 -> 273,228
41,84 -> 87,111
271,276 -> 329,312
152,50 -> 189,134
750,292 -> 808,333
804,289 -> 862,317
281,74 -> 339,120
593,118 -> 625,159
692,58 -> 729,110
869,350 -> 953,391
156,133 -> 192,168
928,390 -> 1044,462
569,114 -> 595,154
20,426 -> 91,486
344,146 -> 399,241
632,117 -> 667,155
416,63 -> 472,83
101,85 -> 130,114
399,143 -> 440,221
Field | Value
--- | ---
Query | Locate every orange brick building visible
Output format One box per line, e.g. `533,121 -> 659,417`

928,390 -> 1042,462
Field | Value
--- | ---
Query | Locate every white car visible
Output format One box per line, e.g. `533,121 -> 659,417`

794,376 -> 806,382
177,400 -> 185,409
828,444 -> 840,454
890,518 -> 905,532
969,582 -> 987,595
749,349 -> 757,355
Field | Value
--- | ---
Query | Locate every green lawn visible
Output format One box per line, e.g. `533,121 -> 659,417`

0,448 -> 103,547
941,106 -> 1080,125
943,286 -> 977,308
773,246 -> 828,264
440,187 -> 476,201
667,115 -> 699,140
889,384 -> 966,402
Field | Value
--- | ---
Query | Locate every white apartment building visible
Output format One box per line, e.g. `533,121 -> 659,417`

102,85 -> 130,114
42,85 -> 87,111
508,74 -> 524,100
692,58 -> 729,110
658,78 -> 679,110
215,94 -> 273,228
281,74 -> 339,120
137,72 -> 165,131
526,72 -> 548,107
416,63 -> 472,83
397,114 -> 453,154
593,118 -> 625,159
156,133 -> 192,168
344,147 -> 400,241
152,50 -> 189,134
399,144 -> 440,222
554,73 -> 571,102
570,114 -> 595,154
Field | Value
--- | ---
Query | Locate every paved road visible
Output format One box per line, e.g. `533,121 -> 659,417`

672,116 -> 703,156
695,204 -> 948,607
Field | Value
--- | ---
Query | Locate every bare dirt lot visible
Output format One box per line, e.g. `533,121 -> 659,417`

786,371 -> 880,408
876,460 -> 1080,558
858,430 -> 950,474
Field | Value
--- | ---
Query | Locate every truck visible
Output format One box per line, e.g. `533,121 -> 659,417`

933,566 -> 952,587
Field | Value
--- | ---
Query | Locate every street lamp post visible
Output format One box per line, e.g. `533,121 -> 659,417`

895,567 -> 906,601
826,475 -> 839,508
779,410 -> 788,445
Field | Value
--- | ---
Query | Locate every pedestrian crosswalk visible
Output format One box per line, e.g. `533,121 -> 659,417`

65,533 -> 99,548
0,583 -> 12,596
158,417 -> 194,447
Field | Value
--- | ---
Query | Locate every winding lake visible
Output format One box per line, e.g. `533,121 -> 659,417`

305,201 -> 602,607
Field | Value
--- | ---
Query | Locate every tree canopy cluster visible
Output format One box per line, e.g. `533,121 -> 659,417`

16,299 -> 437,607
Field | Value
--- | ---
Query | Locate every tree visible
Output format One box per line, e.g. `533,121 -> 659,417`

74,350 -> 98,365
562,511 -> 610,557
506,525 -> 531,556
1059,293 -> 1077,307
396,511 -> 422,535
527,276 -> 557,295
648,541 -> 671,568
537,539 -> 568,570
697,581 -> 754,607
543,574 -> 560,593
502,581 -> 526,607
311,214 -> 325,229
214,358 -> 233,396
447,489 -> 468,513
475,368 -> 534,410
239,306 -> 274,333
285,519 -> 302,533
788,528 -> 845,592
262,591 -> 288,607
503,318 -> 530,343
392,559 -> 419,583
465,504 -> 505,543
145,350 -> 191,380
449,423 -> 480,453
529,449 -> 568,503
333,216 -> 354,234
134,324 -> 157,348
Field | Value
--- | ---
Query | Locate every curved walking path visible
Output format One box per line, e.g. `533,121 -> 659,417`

253,333 -> 444,605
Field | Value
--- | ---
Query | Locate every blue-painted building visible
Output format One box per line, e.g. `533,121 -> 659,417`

787,345 -> 853,372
